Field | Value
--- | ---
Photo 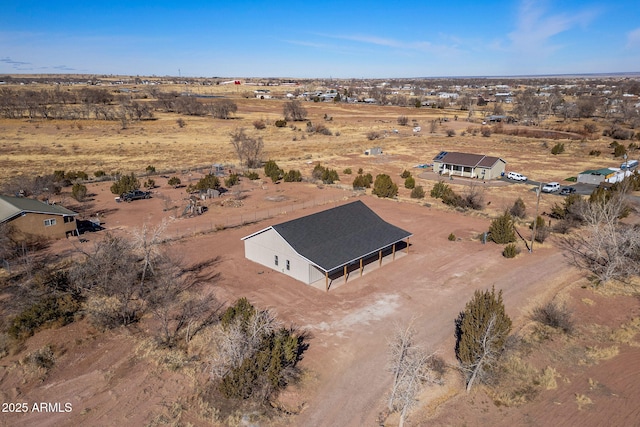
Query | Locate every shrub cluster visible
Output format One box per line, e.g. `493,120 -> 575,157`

352,172 -> 374,189
502,243 -> 519,258
283,169 -> 302,182
110,173 -> 140,195
312,164 -> 339,184
531,301 -> 573,334
264,160 -> 283,183
489,211 -> 516,244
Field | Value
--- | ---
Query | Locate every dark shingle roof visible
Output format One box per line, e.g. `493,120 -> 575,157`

269,200 -> 411,272
0,195 -> 77,224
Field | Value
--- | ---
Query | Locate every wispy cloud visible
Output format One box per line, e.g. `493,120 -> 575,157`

627,28 -> 640,49
312,32 -> 461,57
508,0 -> 598,54
1,57 -> 31,68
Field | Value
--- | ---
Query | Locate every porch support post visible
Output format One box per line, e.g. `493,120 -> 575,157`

393,243 -> 396,260
379,250 -> 382,266
360,258 -> 363,276
406,238 -> 410,254
344,265 -> 348,284
325,271 -> 329,292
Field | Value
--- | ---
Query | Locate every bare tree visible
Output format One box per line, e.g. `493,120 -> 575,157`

387,322 -> 440,427
210,99 -> 238,119
146,256 -> 220,346
283,100 -> 308,121
563,185 -> 640,284
230,128 -> 264,168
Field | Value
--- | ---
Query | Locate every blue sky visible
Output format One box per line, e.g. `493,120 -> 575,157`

1,0 -> 639,78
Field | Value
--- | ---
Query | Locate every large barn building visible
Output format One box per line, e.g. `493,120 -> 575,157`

241,200 -> 412,291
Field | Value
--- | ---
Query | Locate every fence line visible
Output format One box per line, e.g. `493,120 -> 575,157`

167,193 -> 359,241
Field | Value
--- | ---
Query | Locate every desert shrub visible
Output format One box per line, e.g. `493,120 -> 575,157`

312,163 -> 325,180
613,143 -> 627,157
551,143 -> 565,155
404,176 -> 415,189
531,301 -> 573,334
489,211 -> 516,244
283,170 -> 302,182
253,120 -> 266,130
397,115 -> 409,126
400,170 -> 412,179
215,298 -> 304,403
187,174 -> 220,193
225,173 -> 240,187
167,176 -> 181,187
25,345 -> 56,372
605,127 -> 634,141
352,174 -> 373,189
146,165 -> 156,174
446,129 -> 456,137
448,233 -> 456,241
307,122 -> 333,136
481,127 -> 491,137
430,180 -> 451,199
410,185 -> 425,199
502,243 -> 519,258
455,287 -> 512,391
8,294 -> 81,340
94,170 -> 106,178
510,197 -> 526,219
275,119 -> 287,128
263,160 -> 283,183
110,172 -> 140,195
343,168 -> 352,175
176,118 -> 186,128
321,168 -> 339,184
71,183 -> 88,201
283,100 -> 307,121
143,178 -> 155,188
530,215 -> 550,243
366,130 -> 381,140
244,171 -> 260,180
357,168 -> 363,175
589,150 -> 601,156
372,174 -> 398,198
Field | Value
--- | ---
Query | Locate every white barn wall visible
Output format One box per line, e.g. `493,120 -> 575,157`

244,228 -> 312,284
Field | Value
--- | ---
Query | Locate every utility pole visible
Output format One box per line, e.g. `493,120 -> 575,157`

530,182 -> 542,253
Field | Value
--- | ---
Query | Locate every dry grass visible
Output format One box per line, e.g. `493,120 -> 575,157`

581,345 -> 620,365
610,317 -> 640,346
575,393 -> 593,410
135,337 -> 191,372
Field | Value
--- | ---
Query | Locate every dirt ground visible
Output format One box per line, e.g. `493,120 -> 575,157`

2,170 -> 639,427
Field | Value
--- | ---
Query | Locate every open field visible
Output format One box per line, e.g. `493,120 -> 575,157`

1,84 -> 640,426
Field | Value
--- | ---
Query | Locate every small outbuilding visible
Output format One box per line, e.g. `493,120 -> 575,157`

241,200 -> 411,291
432,151 -> 506,180
577,168 -> 617,185
0,195 -> 78,239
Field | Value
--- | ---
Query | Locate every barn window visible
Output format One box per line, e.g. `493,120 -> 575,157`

274,255 -> 279,266
63,216 -> 74,223
44,218 -> 57,227
286,260 -> 290,271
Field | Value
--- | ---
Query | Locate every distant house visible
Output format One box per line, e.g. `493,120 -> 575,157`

432,151 -> 506,180
365,147 -> 383,155
241,201 -> 412,291
0,195 -> 78,239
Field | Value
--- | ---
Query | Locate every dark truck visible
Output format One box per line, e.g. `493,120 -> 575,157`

121,189 -> 151,202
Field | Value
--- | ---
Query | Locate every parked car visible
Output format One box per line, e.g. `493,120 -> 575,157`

542,182 -> 561,193
121,189 -> 151,202
507,172 -> 528,181
560,187 -> 576,195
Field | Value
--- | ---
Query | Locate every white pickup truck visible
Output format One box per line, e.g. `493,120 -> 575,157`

542,182 -> 560,193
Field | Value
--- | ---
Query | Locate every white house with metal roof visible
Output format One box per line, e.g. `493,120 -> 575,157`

241,201 -> 412,291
